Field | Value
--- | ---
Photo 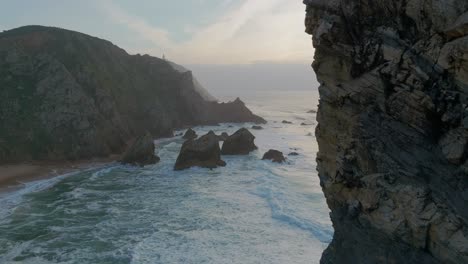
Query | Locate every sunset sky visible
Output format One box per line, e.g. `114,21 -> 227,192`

1,0 -> 313,64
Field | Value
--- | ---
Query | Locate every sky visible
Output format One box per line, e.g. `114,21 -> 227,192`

0,0 -> 314,65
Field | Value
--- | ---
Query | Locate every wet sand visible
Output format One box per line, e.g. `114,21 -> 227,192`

0,156 -> 119,193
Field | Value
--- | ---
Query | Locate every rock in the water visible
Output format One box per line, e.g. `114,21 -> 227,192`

282,120 -> 293,124
183,128 -> 198,140
262,150 -> 286,163
218,132 -> 229,141
120,133 -> 160,166
288,152 -> 300,156
252,125 -> 263,130
174,131 -> 226,170
221,128 -> 257,155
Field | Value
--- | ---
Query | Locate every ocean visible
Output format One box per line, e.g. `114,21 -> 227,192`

0,90 -> 333,264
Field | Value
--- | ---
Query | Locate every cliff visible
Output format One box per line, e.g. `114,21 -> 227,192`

304,0 -> 468,263
0,26 -> 265,163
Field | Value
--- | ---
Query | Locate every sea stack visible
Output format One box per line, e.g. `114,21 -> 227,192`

120,133 -> 160,166
174,131 -> 226,171
305,0 -> 468,263
221,128 -> 257,155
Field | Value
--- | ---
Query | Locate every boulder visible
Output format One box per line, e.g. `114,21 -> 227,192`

120,133 -> 160,166
252,125 -> 264,130
221,128 -> 257,155
218,132 -> 229,141
182,128 -> 197,140
262,149 -> 286,163
174,131 -> 226,170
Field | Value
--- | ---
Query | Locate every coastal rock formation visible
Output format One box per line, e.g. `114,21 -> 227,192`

120,132 -> 159,166
304,0 -> 468,263
0,26 -> 264,164
221,128 -> 257,155
218,132 -> 229,141
262,149 -> 286,163
174,131 -> 226,171
183,128 -> 198,140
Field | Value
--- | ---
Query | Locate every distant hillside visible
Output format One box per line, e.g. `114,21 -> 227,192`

0,26 -> 264,163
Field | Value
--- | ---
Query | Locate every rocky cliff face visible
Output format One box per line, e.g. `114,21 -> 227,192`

0,26 -> 265,163
304,0 -> 468,263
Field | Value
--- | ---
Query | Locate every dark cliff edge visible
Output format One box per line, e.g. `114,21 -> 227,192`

304,1 -> 467,263
0,25 -> 265,163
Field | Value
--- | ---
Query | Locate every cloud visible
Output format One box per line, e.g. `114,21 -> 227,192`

99,0 -> 313,64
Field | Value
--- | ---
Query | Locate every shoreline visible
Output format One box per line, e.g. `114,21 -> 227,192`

0,155 -> 120,194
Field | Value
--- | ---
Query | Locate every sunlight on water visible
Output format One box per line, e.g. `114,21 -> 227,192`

0,90 -> 332,264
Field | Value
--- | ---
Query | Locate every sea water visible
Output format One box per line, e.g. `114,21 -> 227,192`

0,90 -> 333,264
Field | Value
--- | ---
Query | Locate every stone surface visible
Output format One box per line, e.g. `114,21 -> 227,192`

221,128 -> 257,155
304,0 -> 468,263
0,26 -> 265,164
262,149 -> 286,163
218,132 -> 229,141
120,132 -> 160,166
182,128 -> 197,140
174,131 -> 226,171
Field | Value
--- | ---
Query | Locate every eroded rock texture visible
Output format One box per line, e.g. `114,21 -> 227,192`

304,0 -> 468,263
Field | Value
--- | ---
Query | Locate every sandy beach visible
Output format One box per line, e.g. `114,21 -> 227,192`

0,156 -> 119,193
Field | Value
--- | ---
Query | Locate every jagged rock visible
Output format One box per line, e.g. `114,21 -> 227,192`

304,0 -> 468,263
174,131 -> 226,171
252,125 -> 263,130
262,150 -> 286,163
221,128 -> 257,155
120,133 -> 160,166
218,132 -> 229,141
282,120 -> 293,124
182,128 -> 197,140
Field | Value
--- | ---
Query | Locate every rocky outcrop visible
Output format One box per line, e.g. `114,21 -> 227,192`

304,0 -> 468,263
218,132 -> 229,141
262,149 -> 286,163
0,26 -> 264,164
174,131 -> 226,171
120,132 -> 159,166
221,128 -> 257,155
182,128 -> 198,140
